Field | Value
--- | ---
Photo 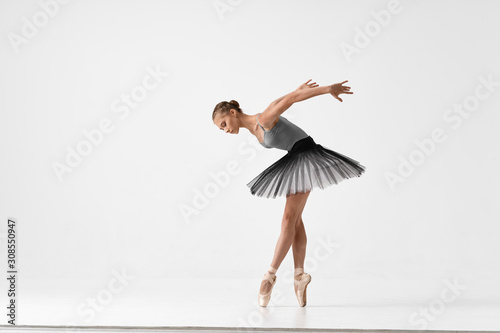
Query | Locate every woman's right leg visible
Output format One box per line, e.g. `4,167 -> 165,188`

260,191 -> 310,295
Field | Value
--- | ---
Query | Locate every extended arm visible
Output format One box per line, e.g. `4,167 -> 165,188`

268,79 -> 324,107
259,80 -> 322,125
293,79 -> 353,103
292,85 -> 330,103
258,80 -> 353,128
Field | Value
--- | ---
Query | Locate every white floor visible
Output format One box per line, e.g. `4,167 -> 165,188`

1,277 -> 499,332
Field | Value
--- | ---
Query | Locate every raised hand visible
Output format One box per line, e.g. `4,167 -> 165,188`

329,80 -> 353,102
296,79 -> 319,91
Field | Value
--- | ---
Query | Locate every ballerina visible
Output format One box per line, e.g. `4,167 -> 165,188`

212,79 -> 366,307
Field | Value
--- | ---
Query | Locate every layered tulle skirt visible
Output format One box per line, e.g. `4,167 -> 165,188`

246,136 -> 366,199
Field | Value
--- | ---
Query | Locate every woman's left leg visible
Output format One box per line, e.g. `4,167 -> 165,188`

292,216 -> 307,271
292,215 -> 307,295
260,191 -> 310,296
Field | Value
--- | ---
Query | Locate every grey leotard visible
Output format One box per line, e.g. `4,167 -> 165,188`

257,113 -> 309,151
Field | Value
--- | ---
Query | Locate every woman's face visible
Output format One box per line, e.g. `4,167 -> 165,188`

214,110 -> 239,134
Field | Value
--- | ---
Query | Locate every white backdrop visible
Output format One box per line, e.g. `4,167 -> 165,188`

1,0 -> 499,305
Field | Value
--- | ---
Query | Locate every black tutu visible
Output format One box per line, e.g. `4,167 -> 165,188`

246,136 -> 366,199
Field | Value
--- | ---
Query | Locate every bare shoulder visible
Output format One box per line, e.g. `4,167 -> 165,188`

257,111 -> 280,131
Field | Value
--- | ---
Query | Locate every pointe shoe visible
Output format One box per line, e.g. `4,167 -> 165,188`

294,271 -> 311,307
258,269 -> 277,307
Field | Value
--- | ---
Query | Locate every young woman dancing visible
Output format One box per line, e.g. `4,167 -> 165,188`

212,79 -> 366,307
